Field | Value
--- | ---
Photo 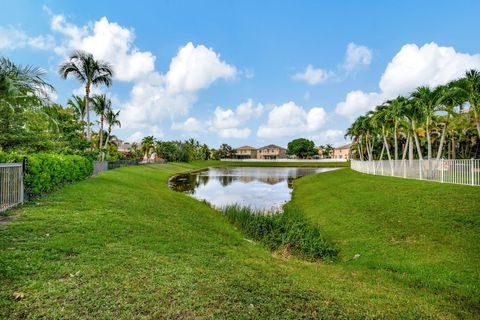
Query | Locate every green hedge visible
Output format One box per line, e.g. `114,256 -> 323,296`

222,205 -> 338,261
0,152 -> 93,198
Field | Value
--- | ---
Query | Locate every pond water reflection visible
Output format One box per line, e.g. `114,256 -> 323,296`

169,166 -> 337,211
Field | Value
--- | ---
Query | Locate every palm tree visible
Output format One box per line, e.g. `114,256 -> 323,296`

141,136 -> 155,160
371,104 -> 393,161
434,83 -> 464,159
91,94 -> 112,152
103,108 -> 121,151
58,50 -> 113,141
452,69 -> 480,138
67,95 -> 86,125
0,57 -> 54,107
411,86 -> 443,160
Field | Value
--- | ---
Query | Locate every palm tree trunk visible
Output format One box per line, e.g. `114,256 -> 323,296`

104,127 -> 112,149
402,134 -> 409,161
85,83 -> 91,141
452,138 -> 456,159
426,126 -> 432,160
411,121 -> 423,160
436,123 -> 447,160
394,121 -> 398,160
357,141 -> 363,161
99,115 -> 104,150
382,128 -> 392,161
409,136 -> 414,164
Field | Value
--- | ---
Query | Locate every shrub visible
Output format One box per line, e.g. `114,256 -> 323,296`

0,152 -> 93,198
222,205 -> 338,261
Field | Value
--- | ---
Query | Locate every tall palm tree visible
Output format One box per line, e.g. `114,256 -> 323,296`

91,94 -> 112,151
452,69 -> 480,138
435,83 -> 464,159
399,98 -> 424,160
384,96 -> 408,160
58,50 -> 113,141
411,86 -> 443,160
372,104 -> 394,161
103,108 -> 121,149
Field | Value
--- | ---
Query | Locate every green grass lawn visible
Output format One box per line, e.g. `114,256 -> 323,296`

0,161 -> 479,319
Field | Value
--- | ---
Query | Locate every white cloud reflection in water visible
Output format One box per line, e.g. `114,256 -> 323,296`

170,167 -> 338,212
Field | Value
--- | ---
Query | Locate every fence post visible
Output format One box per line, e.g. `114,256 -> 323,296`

419,159 -> 422,180
472,158 -> 475,186
441,158 -> 444,183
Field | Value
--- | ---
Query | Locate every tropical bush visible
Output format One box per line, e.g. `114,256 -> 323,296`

222,205 -> 338,261
0,152 -> 92,198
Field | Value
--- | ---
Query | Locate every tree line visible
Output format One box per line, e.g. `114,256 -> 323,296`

346,69 -> 480,161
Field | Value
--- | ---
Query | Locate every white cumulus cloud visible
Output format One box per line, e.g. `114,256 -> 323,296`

120,43 -> 237,131
207,99 -> 263,139
343,43 -> 372,71
309,129 -> 347,147
0,26 -> 55,50
257,101 -> 327,138
293,43 -> 372,85
50,13 -> 156,81
166,42 -> 236,93
292,65 -> 332,85
171,117 -> 206,134
336,42 -> 480,120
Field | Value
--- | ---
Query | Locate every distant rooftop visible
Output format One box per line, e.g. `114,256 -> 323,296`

336,143 -> 352,149
258,144 -> 286,150
236,145 -> 256,150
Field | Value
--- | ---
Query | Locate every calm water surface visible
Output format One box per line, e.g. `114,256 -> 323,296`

169,167 -> 337,211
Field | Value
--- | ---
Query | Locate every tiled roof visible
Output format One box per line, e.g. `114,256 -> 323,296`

236,145 -> 256,150
258,144 -> 286,150
336,143 -> 352,150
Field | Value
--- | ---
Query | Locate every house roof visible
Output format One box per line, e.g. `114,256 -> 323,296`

236,145 -> 256,150
335,143 -> 352,150
258,144 -> 286,150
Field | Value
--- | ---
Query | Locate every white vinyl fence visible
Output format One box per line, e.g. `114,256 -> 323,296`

351,159 -> 480,186
0,163 -> 24,212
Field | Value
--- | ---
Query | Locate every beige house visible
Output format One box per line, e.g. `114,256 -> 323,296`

235,146 -> 257,159
332,144 -> 352,160
116,139 -> 132,156
318,143 -> 352,160
257,144 -> 287,160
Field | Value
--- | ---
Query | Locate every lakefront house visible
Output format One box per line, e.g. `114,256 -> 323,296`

235,146 -> 257,159
256,144 -> 287,160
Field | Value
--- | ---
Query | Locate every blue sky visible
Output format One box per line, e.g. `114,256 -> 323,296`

1,0 -> 480,148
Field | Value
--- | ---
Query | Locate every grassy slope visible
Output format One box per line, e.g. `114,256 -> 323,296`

288,168 -> 480,318
0,161 -> 478,319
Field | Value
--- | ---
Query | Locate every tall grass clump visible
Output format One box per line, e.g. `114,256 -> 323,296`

222,205 -> 337,261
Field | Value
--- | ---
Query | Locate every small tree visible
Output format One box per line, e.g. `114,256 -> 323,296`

319,144 -> 334,158
287,138 -> 317,159
218,143 -> 235,159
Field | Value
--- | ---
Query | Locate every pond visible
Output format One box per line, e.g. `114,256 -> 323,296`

169,166 -> 338,212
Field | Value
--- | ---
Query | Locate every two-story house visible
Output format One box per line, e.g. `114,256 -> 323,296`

256,144 -> 287,160
235,146 -> 257,159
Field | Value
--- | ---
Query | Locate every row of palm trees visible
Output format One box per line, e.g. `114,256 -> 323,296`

346,69 -> 480,161
59,50 -> 121,159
